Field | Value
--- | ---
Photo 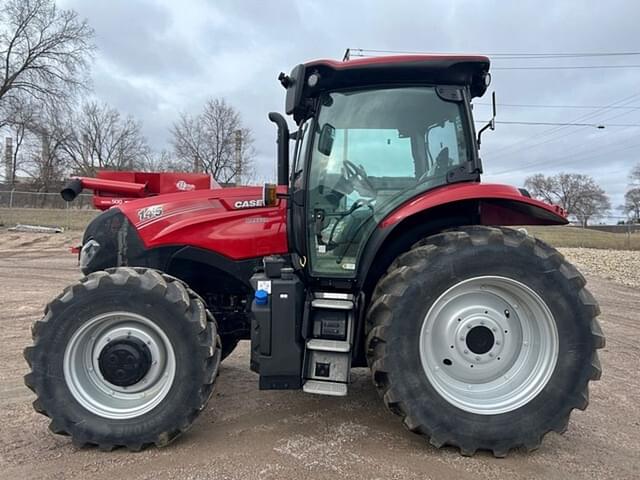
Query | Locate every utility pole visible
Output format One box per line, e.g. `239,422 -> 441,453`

4,137 -> 13,187
235,129 -> 242,186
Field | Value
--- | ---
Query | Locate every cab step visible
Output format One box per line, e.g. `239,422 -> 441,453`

306,338 -> 351,352
302,292 -> 356,396
303,379 -> 348,397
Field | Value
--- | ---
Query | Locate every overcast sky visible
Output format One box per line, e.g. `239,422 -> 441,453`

59,0 -> 640,221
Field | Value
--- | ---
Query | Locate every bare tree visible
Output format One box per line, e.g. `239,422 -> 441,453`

61,101 -> 151,176
524,172 -> 611,227
0,0 -> 94,115
25,102 -> 73,191
170,98 -> 254,184
148,149 -> 192,172
0,97 -> 71,190
631,163 -> 640,185
624,188 -> 640,223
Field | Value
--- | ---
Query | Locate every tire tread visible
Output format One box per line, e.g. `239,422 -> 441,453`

366,226 -> 604,457
24,267 -> 221,451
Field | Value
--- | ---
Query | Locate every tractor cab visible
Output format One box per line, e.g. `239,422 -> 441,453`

270,55 -> 490,278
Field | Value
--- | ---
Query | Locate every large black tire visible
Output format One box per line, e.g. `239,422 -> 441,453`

366,226 -> 604,457
24,267 -> 222,451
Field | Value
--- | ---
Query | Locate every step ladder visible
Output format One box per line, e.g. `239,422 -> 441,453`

302,292 -> 355,397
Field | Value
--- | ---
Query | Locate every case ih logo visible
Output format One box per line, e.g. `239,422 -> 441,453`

234,199 -> 264,209
176,180 -> 196,191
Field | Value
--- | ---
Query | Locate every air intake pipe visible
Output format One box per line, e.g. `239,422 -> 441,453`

268,112 -> 290,186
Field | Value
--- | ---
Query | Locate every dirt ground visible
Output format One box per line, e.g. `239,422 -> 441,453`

1,232 -> 639,480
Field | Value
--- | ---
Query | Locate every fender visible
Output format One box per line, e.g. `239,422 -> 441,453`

357,183 -> 567,292
380,183 -> 567,228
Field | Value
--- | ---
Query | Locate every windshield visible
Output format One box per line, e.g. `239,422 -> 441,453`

307,86 -> 473,276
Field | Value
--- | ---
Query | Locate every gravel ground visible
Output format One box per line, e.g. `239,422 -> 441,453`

1,233 -> 639,480
559,248 -> 640,289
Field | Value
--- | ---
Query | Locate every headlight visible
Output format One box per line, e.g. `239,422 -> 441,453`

80,239 -> 101,270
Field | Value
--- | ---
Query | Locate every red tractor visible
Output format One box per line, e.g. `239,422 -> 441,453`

24,54 -> 604,457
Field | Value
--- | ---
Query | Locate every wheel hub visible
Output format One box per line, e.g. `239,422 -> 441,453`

419,276 -> 559,415
466,325 -> 495,355
452,312 -> 507,368
98,338 -> 152,387
63,311 -> 176,419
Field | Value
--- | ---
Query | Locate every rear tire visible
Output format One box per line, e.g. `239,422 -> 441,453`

366,226 -> 604,457
24,267 -> 222,450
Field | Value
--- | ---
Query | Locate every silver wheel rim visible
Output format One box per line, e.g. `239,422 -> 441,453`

419,276 -> 559,415
63,311 -> 176,419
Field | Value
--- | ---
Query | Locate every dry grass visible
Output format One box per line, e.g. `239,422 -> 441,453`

525,225 -> 640,251
0,208 -> 99,231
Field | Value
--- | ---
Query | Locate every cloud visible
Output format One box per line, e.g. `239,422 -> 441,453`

59,0 -> 640,217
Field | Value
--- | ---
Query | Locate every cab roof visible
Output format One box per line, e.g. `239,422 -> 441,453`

304,54 -> 491,97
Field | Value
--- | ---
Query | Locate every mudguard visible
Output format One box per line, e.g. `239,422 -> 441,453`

380,183 -> 567,228
356,182 -> 567,292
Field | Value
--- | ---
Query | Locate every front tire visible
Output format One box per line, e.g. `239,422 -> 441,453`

366,227 -> 604,457
24,267 -> 222,450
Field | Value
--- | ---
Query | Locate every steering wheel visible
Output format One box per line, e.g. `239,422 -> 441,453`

343,160 -> 376,197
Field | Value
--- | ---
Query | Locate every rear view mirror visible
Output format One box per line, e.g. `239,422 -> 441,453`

318,123 -> 335,156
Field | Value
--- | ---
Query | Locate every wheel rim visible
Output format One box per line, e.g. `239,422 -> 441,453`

63,311 -> 176,419
419,276 -> 559,415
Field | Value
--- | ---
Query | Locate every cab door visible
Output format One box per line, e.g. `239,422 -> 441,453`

288,118 -> 313,263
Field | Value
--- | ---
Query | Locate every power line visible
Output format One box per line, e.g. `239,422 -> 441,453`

346,48 -> 640,59
493,64 -> 640,70
346,50 -> 640,69
474,102 -> 640,110
490,53 -> 640,59
485,91 -> 640,160
476,120 -> 640,127
488,137 -> 640,176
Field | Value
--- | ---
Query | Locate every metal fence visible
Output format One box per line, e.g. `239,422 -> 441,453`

0,190 -> 94,209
